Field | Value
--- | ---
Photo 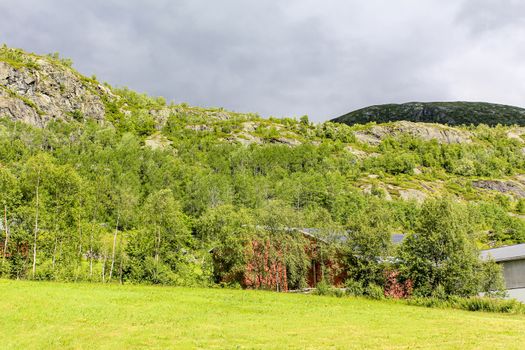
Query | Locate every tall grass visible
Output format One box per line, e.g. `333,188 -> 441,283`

406,296 -> 525,314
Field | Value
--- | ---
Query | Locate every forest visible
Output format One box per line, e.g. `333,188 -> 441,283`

1,47 -> 525,299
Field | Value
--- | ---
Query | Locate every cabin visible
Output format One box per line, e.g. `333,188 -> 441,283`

210,227 -> 406,292
481,244 -> 525,302
208,227 -> 347,291
240,227 -> 345,292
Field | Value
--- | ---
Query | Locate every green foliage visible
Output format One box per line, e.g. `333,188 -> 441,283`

364,283 -> 385,300
101,87 -> 161,136
398,198 -> 493,297
0,45 -> 40,69
0,110 -> 522,288
125,189 -> 194,285
473,201 -> 525,245
517,198 -> 525,213
334,101 -> 525,127
197,205 -> 253,285
407,296 -> 525,314
300,115 -> 309,125
46,52 -> 73,68
1,46 -> 525,293
430,285 -> 447,300
313,280 -> 333,295
68,109 -> 84,122
369,151 -> 417,175
344,199 -> 393,287
479,259 -> 507,298
344,279 -> 365,296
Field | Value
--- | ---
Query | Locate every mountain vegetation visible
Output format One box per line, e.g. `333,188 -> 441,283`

0,46 -> 523,298
332,101 -> 525,126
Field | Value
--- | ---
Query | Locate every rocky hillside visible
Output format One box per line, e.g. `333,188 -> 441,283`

2,46 -> 525,250
332,101 -> 525,127
3,45 -> 525,291
0,48 -> 109,127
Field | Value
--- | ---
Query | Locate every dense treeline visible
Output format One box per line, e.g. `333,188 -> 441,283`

333,101 -> 525,127
0,110 -> 522,297
2,46 -> 525,296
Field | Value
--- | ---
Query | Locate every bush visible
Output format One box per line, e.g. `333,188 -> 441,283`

0,259 -> 11,277
333,289 -> 345,298
452,297 -> 524,313
345,279 -> 364,297
33,260 -> 55,281
431,285 -> 447,300
314,280 -> 334,296
365,283 -> 384,300
517,198 -> 525,214
0,45 -> 40,69
406,296 -> 525,314
406,297 -> 444,308
480,259 -> 507,298
397,198 -> 488,297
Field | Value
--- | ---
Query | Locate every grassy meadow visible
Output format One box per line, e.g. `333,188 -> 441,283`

0,280 -> 524,349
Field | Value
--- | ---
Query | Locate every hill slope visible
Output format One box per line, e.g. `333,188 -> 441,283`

2,46 -> 525,288
332,101 -> 525,126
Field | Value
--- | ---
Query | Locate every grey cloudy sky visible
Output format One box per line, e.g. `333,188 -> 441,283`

2,0 -> 525,121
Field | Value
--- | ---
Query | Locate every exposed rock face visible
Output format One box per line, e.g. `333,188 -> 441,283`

0,88 -> 41,126
241,121 -> 259,132
398,189 -> 427,203
472,180 -> 525,198
270,137 -> 301,146
144,133 -> 173,150
186,124 -> 212,131
226,132 -> 263,146
361,183 -> 393,200
354,121 -> 472,145
150,108 -> 171,130
507,128 -> 525,143
345,145 -> 379,158
0,60 -> 107,127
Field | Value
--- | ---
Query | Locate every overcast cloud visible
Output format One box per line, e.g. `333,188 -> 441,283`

1,0 -> 524,121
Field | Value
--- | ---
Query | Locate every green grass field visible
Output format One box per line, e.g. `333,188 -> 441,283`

0,280 -> 524,349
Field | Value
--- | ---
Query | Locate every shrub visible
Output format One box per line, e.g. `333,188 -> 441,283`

334,288 -> 345,298
33,260 -> 55,281
517,198 -> 525,214
0,45 -> 40,69
406,296 -> 525,314
406,297 -> 444,308
397,198 -> 488,297
365,283 -> 384,300
384,270 -> 413,299
431,285 -> 447,300
314,280 -> 334,296
479,259 -> 507,298
452,297 -> 524,313
345,279 -> 364,297
0,259 -> 11,278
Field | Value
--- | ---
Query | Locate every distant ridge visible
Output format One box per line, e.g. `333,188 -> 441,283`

331,101 -> 525,126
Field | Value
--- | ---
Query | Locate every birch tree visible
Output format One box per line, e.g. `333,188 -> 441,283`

0,168 -> 20,272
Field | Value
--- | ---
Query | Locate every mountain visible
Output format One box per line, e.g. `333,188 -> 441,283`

331,102 -> 525,127
1,46 -> 525,288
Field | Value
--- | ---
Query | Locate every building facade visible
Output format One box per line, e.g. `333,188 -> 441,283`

481,244 -> 525,302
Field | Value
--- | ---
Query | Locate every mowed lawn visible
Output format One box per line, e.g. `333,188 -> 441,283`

0,280 -> 524,349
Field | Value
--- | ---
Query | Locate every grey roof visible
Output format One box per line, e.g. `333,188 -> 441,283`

296,229 -> 405,245
241,225 -> 405,244
480,244 -> 525,262
391,234 -> 405,244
